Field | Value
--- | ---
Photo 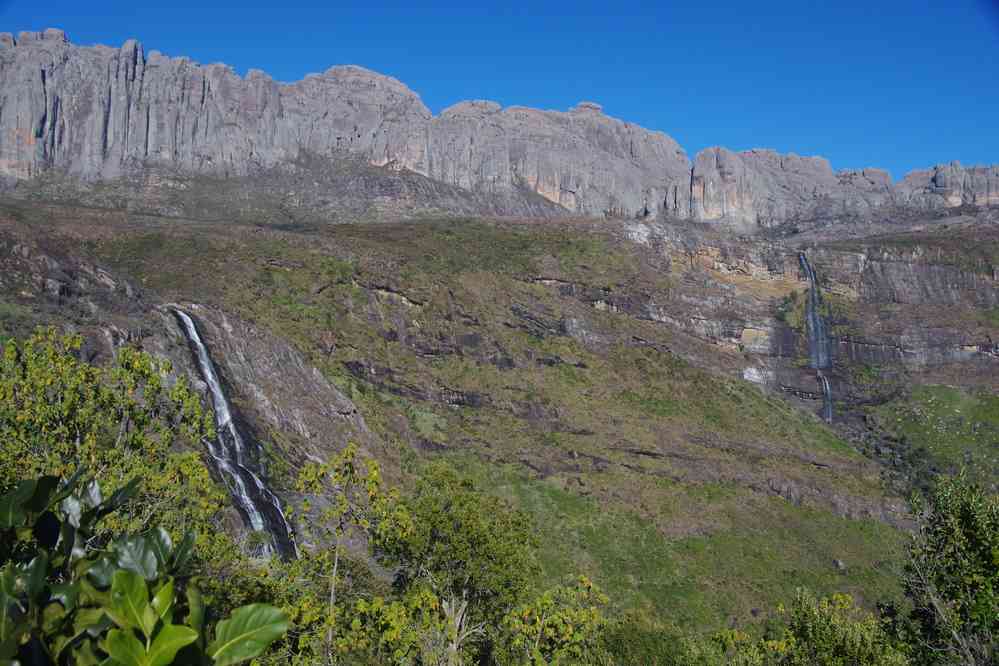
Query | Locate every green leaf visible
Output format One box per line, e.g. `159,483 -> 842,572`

0,632 -> 16,660
103,628 -> 147,666
185,584 -> 204,638
99,478 -> 140,516
146,624 -> 197,666
25,475 -> 60,513
18,554 -> 48,603
86,557 -> 117,589
73,607 -> 112,638
0,569 -> 18,646
42,600 -> 67,633
50,582 -> 79,611
146,529 -> 172,570
110,570 -> 149,634
70,638 -> 104,666
169,532 -> 195,574
206,604 -> 289,666
55,606 -> 112,662
114,535 -> 159,581
0,480 -> 34,529
150,580 -> 174,624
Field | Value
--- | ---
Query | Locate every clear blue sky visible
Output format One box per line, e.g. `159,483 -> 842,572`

2,0 -> 997,179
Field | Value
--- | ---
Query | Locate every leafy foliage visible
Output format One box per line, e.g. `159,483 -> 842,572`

498,576 -> 608,665
904,474 -> 999,664
0,330 -> 231,564
373,462 -> 539,628
0,472 -> 288,665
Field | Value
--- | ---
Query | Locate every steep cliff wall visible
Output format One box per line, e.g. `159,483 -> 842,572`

1,29 -> 995,224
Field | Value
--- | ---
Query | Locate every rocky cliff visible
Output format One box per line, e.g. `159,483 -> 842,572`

1,29 -> 996,226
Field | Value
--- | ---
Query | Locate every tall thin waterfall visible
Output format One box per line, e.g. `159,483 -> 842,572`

173,309 -> 297,559
797,253 -> 834,422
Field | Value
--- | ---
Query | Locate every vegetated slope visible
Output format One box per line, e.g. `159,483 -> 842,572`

0,198 -> 908,630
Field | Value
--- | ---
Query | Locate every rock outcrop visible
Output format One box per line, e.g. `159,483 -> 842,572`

688,148 -> 896,227
0,29 -> 995,225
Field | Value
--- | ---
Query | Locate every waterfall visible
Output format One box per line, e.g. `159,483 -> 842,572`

173,309 -> 297,559
797,253 -> 834,422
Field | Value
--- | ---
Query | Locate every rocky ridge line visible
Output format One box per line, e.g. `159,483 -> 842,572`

1,28 -> 996,227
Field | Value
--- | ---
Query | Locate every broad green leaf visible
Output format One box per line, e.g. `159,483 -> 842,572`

98,478 -> 140,516
0,631 -> 16,660
169,532 -> 195,574
147,529 -> 172,569
0,567 -> 15,606
86,557 -> 117,589
150,580 -> 174,624
25,476 -> 60,513
207,604 -> 289,666
50,582 -> 79,611
42,600 -> 67,633
142,605 -> 159,640
70,638 -> 103,666
146,624 -> 198,666
110,570 -> 148,634
18,554 -> 48,603
56,607 -> 111,662
103,628 -> 147,666
114,536 -> 159,581
185,584 -> 204,637
0,480 -> 34,529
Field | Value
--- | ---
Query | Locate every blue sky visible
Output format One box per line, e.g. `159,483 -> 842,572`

2,0 -> 997,179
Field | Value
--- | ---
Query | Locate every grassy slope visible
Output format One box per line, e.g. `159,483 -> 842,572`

871,385 -> 999,490
23,210 -> 906,630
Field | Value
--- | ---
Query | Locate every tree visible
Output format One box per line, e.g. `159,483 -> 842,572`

0,330 -> 230,563
498,576 -> 608,665
293,443 -> 397,664
904,473 -> 999,664
371,463 -> 539,662
0,472 -> 289,665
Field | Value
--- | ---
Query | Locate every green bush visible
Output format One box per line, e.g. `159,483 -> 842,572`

0,472 -> 288,665
904,474 -> 999,664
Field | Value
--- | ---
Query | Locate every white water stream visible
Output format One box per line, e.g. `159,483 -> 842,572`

174,309 -> 296,558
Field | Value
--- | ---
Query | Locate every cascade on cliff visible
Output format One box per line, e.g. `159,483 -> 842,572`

173,309 -> 297,559
798,253 -> 834,422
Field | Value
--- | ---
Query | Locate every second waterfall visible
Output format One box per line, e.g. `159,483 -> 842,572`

797,253 -> 834,423
173,309 -> 297,559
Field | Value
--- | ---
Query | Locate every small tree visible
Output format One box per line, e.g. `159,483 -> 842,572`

904,474 -> 999,664
498,576 -> 609,665
293,443 -> 398,664
371,463 -> 539,662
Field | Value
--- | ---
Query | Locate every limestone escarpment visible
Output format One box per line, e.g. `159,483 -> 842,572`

0,30 -> 689,218
688,148 -> 897,227
0,29 -> 996,225
427,100 -> 692,217
0,29 -> 430,180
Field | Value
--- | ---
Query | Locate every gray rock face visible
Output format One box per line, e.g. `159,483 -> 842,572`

0,29 -> 995,225
688,148 -> 902,228
896,162 -> 999,209
0,30 -> 688,218
426,100 -> 691,217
